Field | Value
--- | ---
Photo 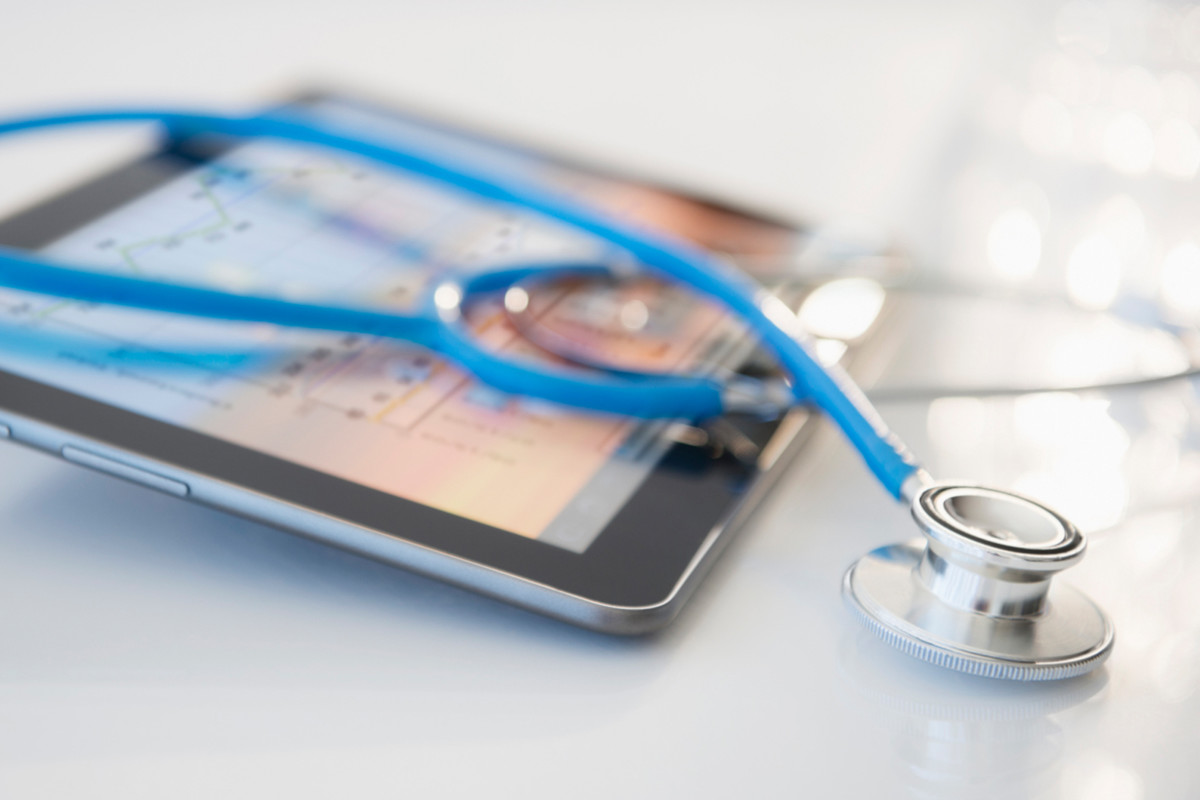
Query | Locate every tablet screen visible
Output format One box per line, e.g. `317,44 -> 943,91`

0,97 -> 802,552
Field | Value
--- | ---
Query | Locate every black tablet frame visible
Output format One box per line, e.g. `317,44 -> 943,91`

0,89 -> 806,612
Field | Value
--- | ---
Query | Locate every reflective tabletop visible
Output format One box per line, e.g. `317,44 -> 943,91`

1,1 -> 1199,797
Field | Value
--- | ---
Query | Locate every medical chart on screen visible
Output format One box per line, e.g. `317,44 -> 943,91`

0,102 -> 739,551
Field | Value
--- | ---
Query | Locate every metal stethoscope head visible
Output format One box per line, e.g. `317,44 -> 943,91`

844,480 -> 1114,681
0,107 -> 1117,680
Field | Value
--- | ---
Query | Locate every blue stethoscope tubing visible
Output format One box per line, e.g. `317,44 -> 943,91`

0,108 -> 920,498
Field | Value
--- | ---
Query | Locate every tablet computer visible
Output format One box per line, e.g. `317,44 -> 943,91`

0,89 -> 868,632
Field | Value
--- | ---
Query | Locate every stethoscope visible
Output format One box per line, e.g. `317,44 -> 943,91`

0,108 -> 1115,680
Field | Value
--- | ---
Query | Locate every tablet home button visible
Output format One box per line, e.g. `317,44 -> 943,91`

61,446 -> 190,497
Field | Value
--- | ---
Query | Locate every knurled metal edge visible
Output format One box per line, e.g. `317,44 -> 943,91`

841,566 -> 1114,682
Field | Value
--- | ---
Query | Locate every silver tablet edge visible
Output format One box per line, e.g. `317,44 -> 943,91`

0,400 -> 813,635
0,298 -> 899,634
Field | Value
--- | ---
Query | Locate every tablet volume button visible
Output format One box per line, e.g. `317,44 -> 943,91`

61,446 -> 190,497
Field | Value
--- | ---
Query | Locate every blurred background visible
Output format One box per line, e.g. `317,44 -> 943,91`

0,0 -> 1006,233
1,1 -> 1199,797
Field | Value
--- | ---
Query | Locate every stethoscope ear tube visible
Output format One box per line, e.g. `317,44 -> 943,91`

0,107 -> 923,497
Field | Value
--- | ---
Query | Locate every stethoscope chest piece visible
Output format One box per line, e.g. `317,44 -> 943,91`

843,484 -> 1114,681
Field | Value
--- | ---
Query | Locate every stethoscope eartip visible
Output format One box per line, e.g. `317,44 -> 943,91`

843,483 -> 1114,681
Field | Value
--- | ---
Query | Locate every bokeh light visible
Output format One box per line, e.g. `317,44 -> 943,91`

986,208 -> 1042,280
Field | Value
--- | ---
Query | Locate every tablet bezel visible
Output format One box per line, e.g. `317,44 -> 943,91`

0,89 -> 808,615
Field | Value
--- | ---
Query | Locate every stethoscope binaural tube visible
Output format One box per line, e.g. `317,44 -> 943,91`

0,107 -> 921,498
0,107 -> 1114,679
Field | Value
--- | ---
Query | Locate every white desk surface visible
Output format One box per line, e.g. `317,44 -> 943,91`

1,2 -> 1198,797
